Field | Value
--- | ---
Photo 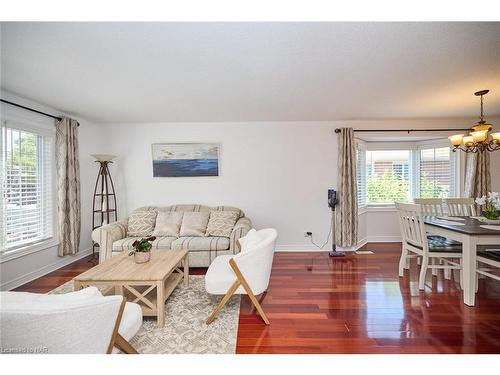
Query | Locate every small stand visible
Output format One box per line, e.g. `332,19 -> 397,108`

328,206 -> 345,257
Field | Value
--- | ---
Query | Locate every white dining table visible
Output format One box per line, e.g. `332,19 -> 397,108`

424,216 -> 500,306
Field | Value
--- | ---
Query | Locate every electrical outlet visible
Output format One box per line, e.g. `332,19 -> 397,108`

304,231 -> 312,237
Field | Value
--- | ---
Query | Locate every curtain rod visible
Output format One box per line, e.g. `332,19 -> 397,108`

334,128 -> 469,134
1,98 -> 65,122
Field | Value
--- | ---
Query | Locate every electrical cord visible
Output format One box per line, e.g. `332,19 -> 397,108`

308,214 -> 334,250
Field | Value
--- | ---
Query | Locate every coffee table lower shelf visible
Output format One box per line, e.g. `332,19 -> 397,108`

74,271 -> 186,327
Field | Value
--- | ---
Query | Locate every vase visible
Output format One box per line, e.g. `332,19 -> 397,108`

134,251 -> 151,264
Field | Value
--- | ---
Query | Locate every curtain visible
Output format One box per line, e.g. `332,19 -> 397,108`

464,151 -> 491,198
335,128 -> 358,247
56,118 -> 81,256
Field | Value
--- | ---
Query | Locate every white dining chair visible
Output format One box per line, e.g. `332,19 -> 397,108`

413,198 -> 445,270
0,286 -> 142,354
414,198 -> 444,215
476,246 -> 500,292
396,202 -> 463,290
445,198 -> 477,216
205,228 -> 278,325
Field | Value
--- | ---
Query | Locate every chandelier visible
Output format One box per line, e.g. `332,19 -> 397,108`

448,90 -> 500,153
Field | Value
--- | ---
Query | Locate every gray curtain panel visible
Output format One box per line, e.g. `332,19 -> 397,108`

464,151 -> 491,198
56,118 -> 81,256
335,128 -> 358,247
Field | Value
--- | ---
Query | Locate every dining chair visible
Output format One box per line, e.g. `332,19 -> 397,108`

414,198 -> 444,215
396,202 -> 463,290
0,286 -> 142,354
444,198 -> 477,216
475,246 -> 500,292
413,198 -> 445,269
205,228 -> 277,325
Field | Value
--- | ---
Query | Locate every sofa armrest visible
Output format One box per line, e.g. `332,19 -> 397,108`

92,219 -> 128,263
230,217 -> 253,254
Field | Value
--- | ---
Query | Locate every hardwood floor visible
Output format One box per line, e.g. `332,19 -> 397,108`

14,243 -> 500,354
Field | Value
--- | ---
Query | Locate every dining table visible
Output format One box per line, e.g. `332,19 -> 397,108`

424,216 -> 500,306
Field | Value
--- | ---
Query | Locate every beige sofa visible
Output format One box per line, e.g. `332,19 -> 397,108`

91,205 -> 252,267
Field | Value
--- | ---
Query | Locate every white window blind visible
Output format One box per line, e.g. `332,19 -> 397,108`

1,123 -> 54,253
356,145 -> 366,209
418,146 -> 455,198
365,150 -> 411,204
355,142 -> 458,207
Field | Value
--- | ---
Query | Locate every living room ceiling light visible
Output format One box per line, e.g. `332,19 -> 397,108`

448,90 -> 500,153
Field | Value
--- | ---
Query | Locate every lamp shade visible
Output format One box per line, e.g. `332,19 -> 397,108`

448,134 -> 464,146
471,130 -> 488,143
491,131 -> 500,143
462,135 -> 474,146
91,154 -> 116,162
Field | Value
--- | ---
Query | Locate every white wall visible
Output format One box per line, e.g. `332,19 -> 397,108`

100,121 -> 339,251
98,118 -> 500,249
0,92 -> 104,290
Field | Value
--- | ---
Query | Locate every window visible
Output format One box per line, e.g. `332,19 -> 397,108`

356,142 -> 457,208
356,144 -> 366,209
418,146 -> 455,198
1,123 -> 54,254
366,150 -> 411,204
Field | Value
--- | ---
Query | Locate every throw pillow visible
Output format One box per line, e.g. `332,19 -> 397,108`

127,208 -> 157,237
179,212 -> 210,237
205,211 -> 239,237
238,228 -> 261,252
153,211 -> 184,237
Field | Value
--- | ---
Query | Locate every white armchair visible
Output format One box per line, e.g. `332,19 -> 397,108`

0,287 -> 142,354
205,228 -> 278,325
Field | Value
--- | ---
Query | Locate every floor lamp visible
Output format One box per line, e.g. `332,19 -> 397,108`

91,154 -> 118,259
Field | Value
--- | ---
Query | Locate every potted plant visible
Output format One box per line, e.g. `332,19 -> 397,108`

475,192 -> 500,223
128,236 -> 156,264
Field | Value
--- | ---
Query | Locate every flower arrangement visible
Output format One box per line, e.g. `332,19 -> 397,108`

475,192 -> 500,220
128,236 -> 156,263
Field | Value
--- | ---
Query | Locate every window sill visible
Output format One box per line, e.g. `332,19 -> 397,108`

359,204 -> 398,213
0,238 -> 59,263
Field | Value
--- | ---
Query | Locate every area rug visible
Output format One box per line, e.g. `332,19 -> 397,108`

50,275 -> 240,354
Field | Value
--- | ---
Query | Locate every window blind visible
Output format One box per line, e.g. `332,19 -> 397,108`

418,146 -> 455,199
355,142 -> 458,207
1,124 -> 54,252
356,146 -> 366,209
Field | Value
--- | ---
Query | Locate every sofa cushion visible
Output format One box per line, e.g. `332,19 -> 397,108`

127,208 -> 157,237
164,205 -> 243,219
179,212 -> 210,237
206,211 -> 239,237
112,236 -> 176,251
153,211 -> 183,237
171,236 -> 230,251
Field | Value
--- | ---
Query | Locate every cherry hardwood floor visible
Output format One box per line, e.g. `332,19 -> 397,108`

237,243 -> 500,354
14,243 -> 500,354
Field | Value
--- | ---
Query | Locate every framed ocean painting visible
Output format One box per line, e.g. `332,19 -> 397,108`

151,143 -> 220,177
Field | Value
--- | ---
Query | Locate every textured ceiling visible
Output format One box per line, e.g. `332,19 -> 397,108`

1,22 -> 499,123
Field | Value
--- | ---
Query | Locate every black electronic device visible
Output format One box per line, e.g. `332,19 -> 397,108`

328,188 -> 345,257
328,189 -> 337,209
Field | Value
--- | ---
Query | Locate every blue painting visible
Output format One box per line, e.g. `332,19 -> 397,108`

152,143 -> 219,177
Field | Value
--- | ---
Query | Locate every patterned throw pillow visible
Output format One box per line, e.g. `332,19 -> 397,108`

153,211 -> 184,237
205,211 -> 239,238
179,212 -> 210,237
127,208 -> 157,237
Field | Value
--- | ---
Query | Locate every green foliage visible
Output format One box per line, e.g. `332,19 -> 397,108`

11,132 -> 37,171
128,236 -> 156,256
419,172 -> 449,198
366,171 -> 409,203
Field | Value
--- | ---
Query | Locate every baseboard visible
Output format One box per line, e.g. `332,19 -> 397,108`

276,242 -> 363,252
1,248 -> 93,291
365,235 -> 402,243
